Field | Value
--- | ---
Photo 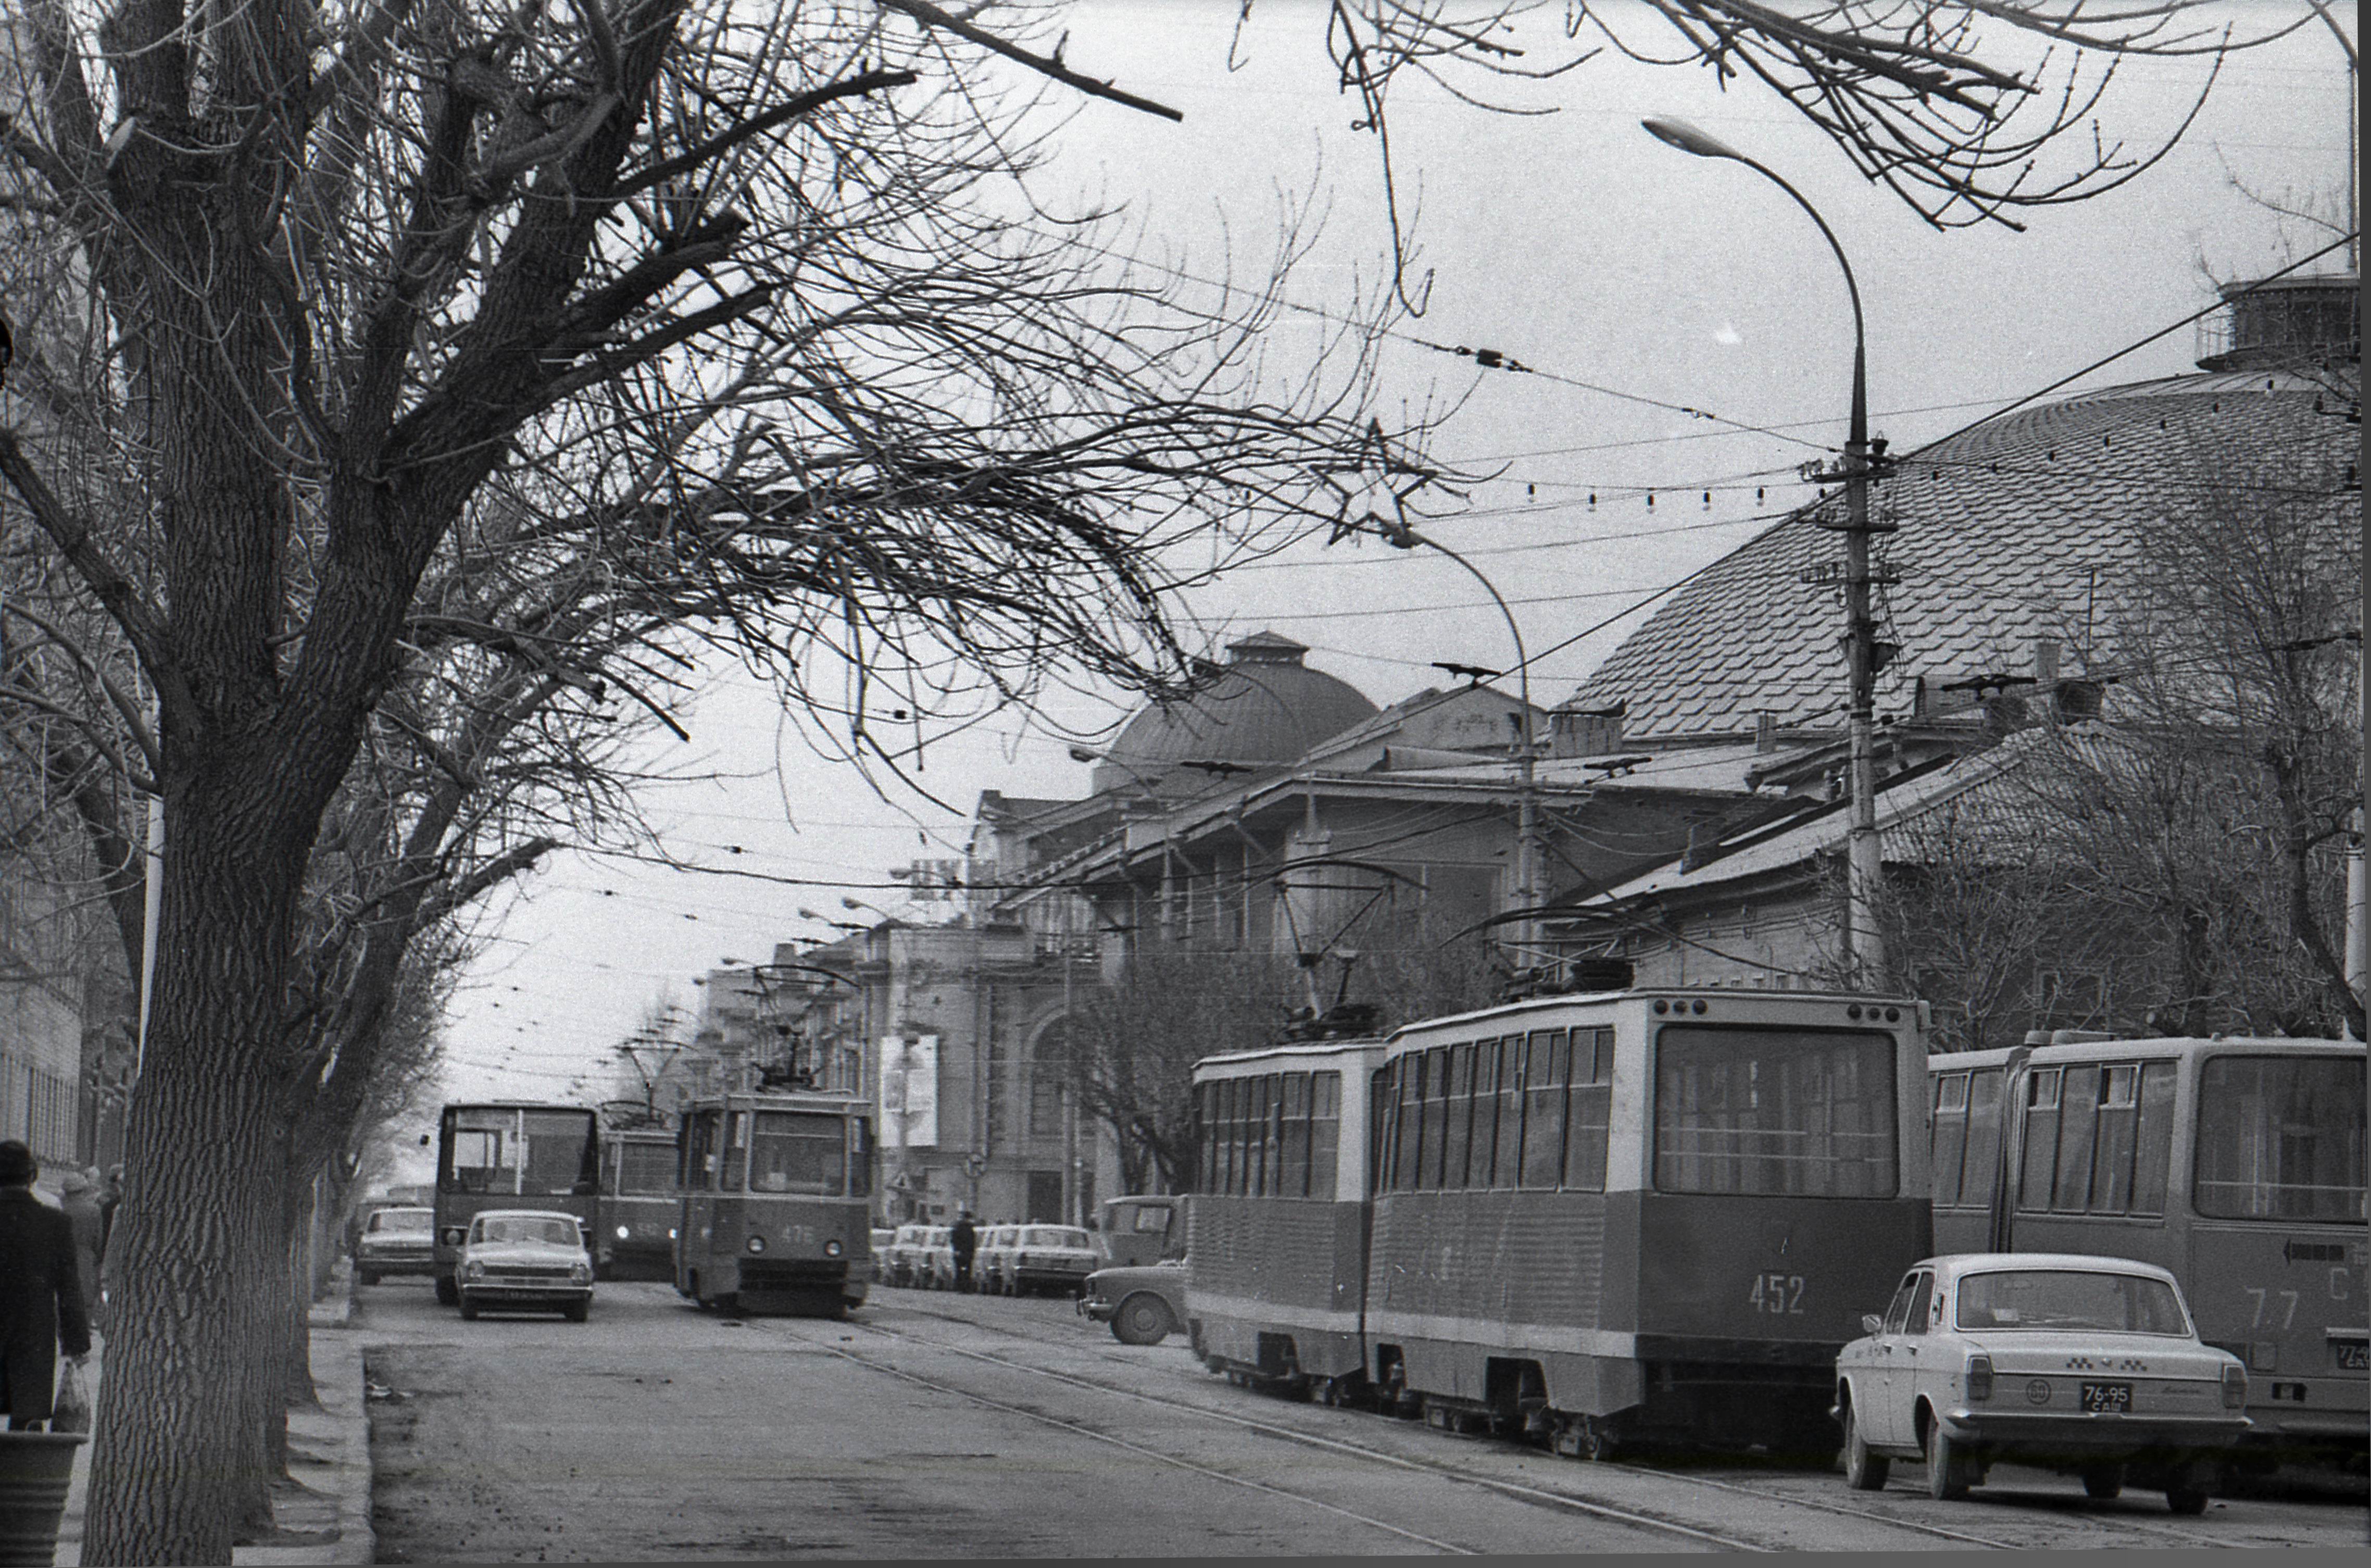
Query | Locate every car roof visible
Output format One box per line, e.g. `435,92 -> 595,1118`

1916,1252 -> 2182,1284
469,1208 -> 584,1224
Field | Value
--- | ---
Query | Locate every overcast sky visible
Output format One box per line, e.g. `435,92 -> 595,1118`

416,0 -> 2353,1138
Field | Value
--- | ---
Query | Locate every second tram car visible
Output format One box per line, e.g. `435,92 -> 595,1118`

1362,987 -> 1929,1457
1930,1033 -> 2367,1463
1188,1035 -> 1387,1395
596,1127 -> 682,1281
430,1102 -> 602,1306
675,1090 -> 875,1316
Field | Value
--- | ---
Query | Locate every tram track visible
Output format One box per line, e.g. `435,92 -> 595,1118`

807,1305 -> 1998,1552
852,1293 -> 2303,1552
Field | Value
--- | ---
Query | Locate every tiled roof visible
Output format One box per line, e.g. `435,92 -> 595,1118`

1567,369 -> 2359,740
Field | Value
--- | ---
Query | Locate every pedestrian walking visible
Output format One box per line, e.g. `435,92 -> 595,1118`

57,1170 -> 104,1342
0,1141 -> 92,1431
949,1210 -> 978,1293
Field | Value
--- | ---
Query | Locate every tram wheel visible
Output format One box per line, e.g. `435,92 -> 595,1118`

434,1275 -> 460,1308
1841,1406 -> 1890,1491
2081,1464 -> 2124,1500
2165,1482 -> 2209,1516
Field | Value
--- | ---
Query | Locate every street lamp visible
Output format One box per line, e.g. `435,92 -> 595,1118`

1642,116 -> 1890,985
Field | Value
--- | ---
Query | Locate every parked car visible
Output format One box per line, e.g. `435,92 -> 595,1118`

1834,1253 -> 2249,1513
919,1225 -> 956,1289
354,1205 -> 435,1285
975,1223 -> 1021,1294
884,1223 -> 933,1287
1079,1258 -> 1187,1344
1007,1224 -> 1099,1297
455,1209 -> 596,1323
869,1228 -> 896,1283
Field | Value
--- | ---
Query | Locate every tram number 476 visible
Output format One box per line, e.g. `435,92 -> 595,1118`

1749,1273 -> 1807,1315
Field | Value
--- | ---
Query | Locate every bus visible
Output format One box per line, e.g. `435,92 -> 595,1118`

675,1089 -> 875,1316
597,1127 -> 682,1281
1929,1033 -> 2367,1464
430,1102 -> 601,1306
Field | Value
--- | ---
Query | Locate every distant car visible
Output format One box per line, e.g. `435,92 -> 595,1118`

456,1209 -> 596,1323
919,1225 -> 956,1289
1007,1224 -> 1099,1297
885,1223 -> 933,1287
975,1224 -> 1021,1294
1834,1253 -> 2249,1513
1079,1259 -> 1187,1345
354,1205 -> 435,1285
868,1228 -> 895,1284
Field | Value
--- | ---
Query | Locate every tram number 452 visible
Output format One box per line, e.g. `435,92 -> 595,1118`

1748,1273 -> 1807,1315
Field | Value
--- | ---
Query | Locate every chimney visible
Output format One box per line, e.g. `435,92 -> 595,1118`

2031,638 -> 2060,688
1551,701 -> 1625,760
1753,710 -> 1777,753
1680,821 -> 1721,872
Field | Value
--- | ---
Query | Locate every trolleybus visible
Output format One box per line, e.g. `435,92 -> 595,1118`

1188,1034 -> 1387,1398
596,1126 -> 681,1281
675,1089 -> 875,1316
1362,986 -> 1929,1458
430,1102 -> 601,1306
1929,1033 -> 2367,1463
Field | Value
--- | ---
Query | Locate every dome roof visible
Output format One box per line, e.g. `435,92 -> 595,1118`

1094,632 -> 1377,796
1565,365 -> 2359,741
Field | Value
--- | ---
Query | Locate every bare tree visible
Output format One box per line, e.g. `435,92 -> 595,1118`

1243,0 -> 2314,305
0,1 -> 1444,1557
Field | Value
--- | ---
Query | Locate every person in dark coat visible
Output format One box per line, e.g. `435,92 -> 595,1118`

948,1211 -> 978,1293
59,1170 -> 105,1340
0,1141 -> 92,1430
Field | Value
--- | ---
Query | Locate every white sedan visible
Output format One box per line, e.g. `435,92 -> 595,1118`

457,1209 -> 596,1322
1834,1253 -> 2248,1513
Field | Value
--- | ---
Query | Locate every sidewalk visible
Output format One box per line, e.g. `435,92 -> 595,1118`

56,1267 -> 375,1566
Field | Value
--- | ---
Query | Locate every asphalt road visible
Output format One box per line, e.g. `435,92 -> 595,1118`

361,1275 -> 2366,1560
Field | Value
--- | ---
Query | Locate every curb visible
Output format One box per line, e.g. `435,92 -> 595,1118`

57,1268 -> 375,1567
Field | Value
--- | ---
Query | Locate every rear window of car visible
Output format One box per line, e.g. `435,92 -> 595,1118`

1022,1227 -> 1092,1248
370,1209 -> 431,1233
1955,1269 -> 2189,1335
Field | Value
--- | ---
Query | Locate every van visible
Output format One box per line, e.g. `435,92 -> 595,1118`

1097,1195 -> 1185,1268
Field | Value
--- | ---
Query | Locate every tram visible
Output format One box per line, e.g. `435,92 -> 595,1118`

1929,1033 -> 2367,1463
1188,1033 -> 1387,1394
1184,986 -> 1931,1458
675,1089 -> 875,1316
430,1102 -> 602,1306
596,1126 -> 681,1281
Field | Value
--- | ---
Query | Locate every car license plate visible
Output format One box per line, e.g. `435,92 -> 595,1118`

2080,1382 -> 2131,1413
2334,1340 -> 2369,1372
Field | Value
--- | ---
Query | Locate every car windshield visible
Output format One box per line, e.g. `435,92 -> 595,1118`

1956,1270 -> 2189,1335
370,1209 -> 431,1233
472,1216 -> 580,1248
1022,1227 -> 1090,1249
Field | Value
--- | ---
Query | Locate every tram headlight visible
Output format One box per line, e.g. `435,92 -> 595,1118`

824,1239 -> 843,1258
746,1235 -> 767,1254
442,1227 -> 467,1246
615,1225 -> 630,1240
2221,1363 -> 2248,1409
1963,1353 -> 1993,1402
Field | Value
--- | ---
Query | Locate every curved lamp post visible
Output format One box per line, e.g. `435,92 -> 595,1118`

1641,116 -> 1888,985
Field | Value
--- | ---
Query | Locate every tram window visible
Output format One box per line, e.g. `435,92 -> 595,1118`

2017,1069 -> 2062,1212
1421,1048 -> 1452,1190
1522,1031 -> 1568,1188
614,1140 -> 678,1197
683,1110 -> 719,1189
1261,1074 -> 1286,1197
1281,1073 -> 1312,1198
1563,1027 -> 1611,1192
517,1110 -> 599,1196
447,1128 -> 508,1194
1197,1084 -> 1217,1194
1227,1077 -> 1247,1196
1442,1045 -> 1473,1188
1241,1076 -> 1263,1197
849,1116 -> 873,1199
1394,1055 -> 1424,1193
748,1111 -> 846,1196
1930,1074 -> 1971,1207
2051,1065 -> 2101,1211
719,1111 -> 749,1192
2129,1062 -> 2176,1214
1492,1039 -> 1524,1188
1963,1070 -> 2005,1212
1311,1072 -> 1341,1199
1470,1042 -> 1500,1187
2194,1055 -> 2369,1222
2087,1065 -> 2140,1212
1652,1026 -> 1898,1197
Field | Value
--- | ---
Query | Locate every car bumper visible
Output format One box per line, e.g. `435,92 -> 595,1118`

1078,1295 -> 1116,1323
357,1253 -> 437,1276
461,1286 -> 593,1307
1937,1408 -> 2251,1458
1017,1266 -> 1093,1288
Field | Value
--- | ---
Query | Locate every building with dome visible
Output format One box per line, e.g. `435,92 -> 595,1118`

1548,272 -> 2361,1047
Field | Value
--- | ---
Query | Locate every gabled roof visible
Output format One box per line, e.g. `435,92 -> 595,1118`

1568,369 -> 2356,741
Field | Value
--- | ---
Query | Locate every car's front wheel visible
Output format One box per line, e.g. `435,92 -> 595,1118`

2081,1464 -> 2124,1500
1112,1292 -> 1175,1346
563,1299 -> 590,1324
1840,1402 -> 1889,1491
1923,1419 -> 1972,1501
356,1269 -> 378,1287
435,1275 -> 460,1307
